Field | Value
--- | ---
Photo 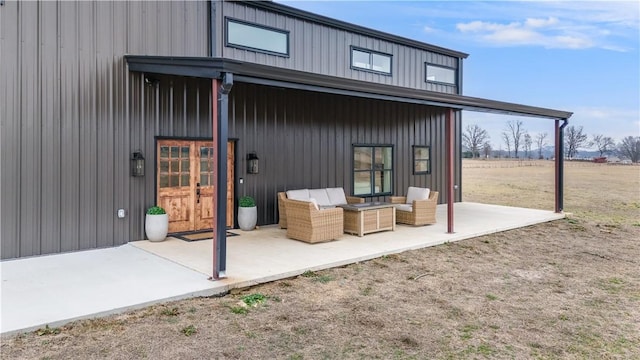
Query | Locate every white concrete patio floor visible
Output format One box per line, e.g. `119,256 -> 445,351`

1,202 -> 564,335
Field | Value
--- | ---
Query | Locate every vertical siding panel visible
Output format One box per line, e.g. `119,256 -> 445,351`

1,0 -> 21,258
157,2 -> 172,54
127,1 -> 142,54
59,1 -> 80,253
78,1 -> 98,250
19,2 -> 42,256
96,1 -> 116,249
143,1 -> 158,54
40,1 -> 62,255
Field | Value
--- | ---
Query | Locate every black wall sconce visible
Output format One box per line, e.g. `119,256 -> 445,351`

144,76 -> 159,87
247,152 -> 259,174
131,151 -> 145,177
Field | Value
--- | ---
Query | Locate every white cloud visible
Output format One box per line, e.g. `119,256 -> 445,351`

456,16 -> 596,49
525,17 -> 559,28
452,2 -> 639,51
423,25 -> 437,33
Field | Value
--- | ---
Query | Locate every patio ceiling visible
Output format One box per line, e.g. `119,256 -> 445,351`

125,56 -> 572,121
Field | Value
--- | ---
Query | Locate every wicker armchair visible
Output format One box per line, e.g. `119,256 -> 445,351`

278,192 -> 289,228
390,190 -> 439,226
278,190 -> 363,229
284,198 -> 344,243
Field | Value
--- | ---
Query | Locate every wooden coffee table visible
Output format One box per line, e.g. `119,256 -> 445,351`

338,202 -> 396,237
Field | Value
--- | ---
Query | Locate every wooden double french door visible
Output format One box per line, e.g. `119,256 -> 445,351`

157,139 -> 235,234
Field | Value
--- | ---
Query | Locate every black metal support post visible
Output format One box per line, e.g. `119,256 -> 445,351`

555,119 -> 568,213
446,108 -> 455,233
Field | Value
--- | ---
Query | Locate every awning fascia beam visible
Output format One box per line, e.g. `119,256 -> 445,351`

124,55 -> 573,121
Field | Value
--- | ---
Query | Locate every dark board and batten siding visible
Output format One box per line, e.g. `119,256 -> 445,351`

217,1 -> 460,94
228,83 -> 461,226
0,1 -> 208,259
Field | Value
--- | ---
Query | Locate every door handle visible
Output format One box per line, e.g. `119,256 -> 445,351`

196,183 -> 201,203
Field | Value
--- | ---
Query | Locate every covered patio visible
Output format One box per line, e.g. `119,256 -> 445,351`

132,203 -> 565,281
125,56 -> 572,280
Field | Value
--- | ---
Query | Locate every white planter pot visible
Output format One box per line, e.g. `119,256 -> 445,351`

237,206 -> 257,231
145,213 -> 169,242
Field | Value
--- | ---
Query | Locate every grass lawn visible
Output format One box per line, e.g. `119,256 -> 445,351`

2,160 -> 639,359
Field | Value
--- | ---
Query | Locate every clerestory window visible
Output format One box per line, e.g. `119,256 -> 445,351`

226,18 -> 289,56
351,47 -> 392,75
426,63 -> 456,85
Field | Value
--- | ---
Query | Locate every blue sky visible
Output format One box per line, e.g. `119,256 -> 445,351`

278,1 -> 640,150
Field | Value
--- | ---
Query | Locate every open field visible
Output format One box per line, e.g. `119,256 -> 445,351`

463,159 -> 640,226
2,160 -> 639,359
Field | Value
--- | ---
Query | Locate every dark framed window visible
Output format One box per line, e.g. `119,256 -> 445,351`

353,145 -> 393,196
351,47 -> 392,75
425,63 -> 456,85
225,18 -> 289,56
413,146 -> 431,174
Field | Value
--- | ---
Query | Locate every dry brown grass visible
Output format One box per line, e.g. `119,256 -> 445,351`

463,159 -> 640,226
2,160 -> 639,359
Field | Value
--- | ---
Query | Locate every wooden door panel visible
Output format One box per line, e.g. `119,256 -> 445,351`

195,142 -> 215,231
157,140 -> 194,233
158,139 -> 235,234
160,195 -> 192,232
196,196 -> 214,229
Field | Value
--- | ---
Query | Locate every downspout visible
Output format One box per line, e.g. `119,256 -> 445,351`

555,118 -> 569,213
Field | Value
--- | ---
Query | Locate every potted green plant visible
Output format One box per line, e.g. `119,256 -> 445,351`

145,205 -> 168,242
237,196 -> 257,231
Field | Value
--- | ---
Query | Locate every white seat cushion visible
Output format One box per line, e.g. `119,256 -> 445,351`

326,187 -> 348,205
309,189 -> 331,207
406,187 -> 430,204
395,204 -> 413,212
286,189 -> 309,201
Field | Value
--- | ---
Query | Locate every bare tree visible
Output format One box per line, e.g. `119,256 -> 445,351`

590,134 -> 616,157
462,124 -> 489,158
502,132 -> 511,158
505,120 -> 524,158
535,132 -> 548,159
482,141 -> 492,158
524,133 -> 532,159
617,136 -> 640,162
564,125 -> 588,159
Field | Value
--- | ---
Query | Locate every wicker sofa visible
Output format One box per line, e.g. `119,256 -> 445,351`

283,199 -> 344,243
277,188 -> 364,229
389,187 -> 439,226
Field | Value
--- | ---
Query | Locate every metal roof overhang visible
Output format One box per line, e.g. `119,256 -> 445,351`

125,56 -> 572,120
